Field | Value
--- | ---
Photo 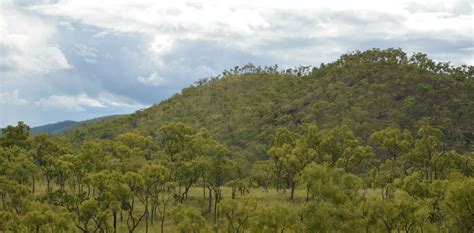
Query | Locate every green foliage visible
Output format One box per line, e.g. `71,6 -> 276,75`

0,49 -> 473,232
443,175 -> 474,232
62,48 -> 473,155
219,199 -> 256,233
250,203 -> 302,233
172,205 -> 211,233
1,121 -> 30,148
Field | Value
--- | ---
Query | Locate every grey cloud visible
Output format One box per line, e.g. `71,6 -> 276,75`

1,0 -> 472,127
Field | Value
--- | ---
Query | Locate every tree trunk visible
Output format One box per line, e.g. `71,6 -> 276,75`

160,202 -> 166,233
232,186 -> 236,199
276,170 -> 281,191
113,211 -> 117,233
203,179 -> 206,199
305,185 -> 310,202
391,155 -> 396,182
208,187 -> 213,212
46,178 -> 51,194
214,190 -> 219,223
32,177 -> 35,194
290,181 -> 296,201
145,203 -> 149,233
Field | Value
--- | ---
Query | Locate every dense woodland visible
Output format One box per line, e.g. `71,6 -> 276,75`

1,49 -> 473,232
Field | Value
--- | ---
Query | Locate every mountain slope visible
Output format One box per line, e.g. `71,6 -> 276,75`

62,48 -> 474,157
29,115 -> 122,135
30,120 -> 78,135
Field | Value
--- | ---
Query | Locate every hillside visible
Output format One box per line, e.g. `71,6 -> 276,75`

28,115 -> 122,135
63,48 -> 474,157
2,48 -> 473,232
29,120 -> 78,135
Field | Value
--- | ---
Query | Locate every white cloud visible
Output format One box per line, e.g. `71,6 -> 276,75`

36,94 -> 106,111
30,0 -> 473,65
34,93 -> 145,112
74,43 -> 97,63
0,2 -> 71,74
0,90 -> 28,106
1,0 -> 472,127
137,72 -> 168,87
149,35 -> 174,65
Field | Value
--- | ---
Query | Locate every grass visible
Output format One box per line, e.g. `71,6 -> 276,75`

31,180 -> 307,232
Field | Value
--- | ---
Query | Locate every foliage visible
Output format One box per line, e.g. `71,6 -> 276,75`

0,49 -> 473,232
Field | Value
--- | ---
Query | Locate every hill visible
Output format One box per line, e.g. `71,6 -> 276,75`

2,48 -> 473,232
27,115 -> 122,135
62,48 -> 473,157
29,120 -> 78,135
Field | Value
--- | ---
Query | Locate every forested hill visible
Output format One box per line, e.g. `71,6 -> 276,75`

2,48 -> 474,232
62,48 -> 473,157
27,115 -> 121,135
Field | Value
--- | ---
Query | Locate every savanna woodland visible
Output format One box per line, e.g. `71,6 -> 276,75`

1,49 -> 473,233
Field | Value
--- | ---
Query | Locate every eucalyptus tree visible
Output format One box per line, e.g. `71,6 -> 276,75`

318,125 -> 359,167
219,199 -> 256,233
267,128 -> 300,191
203,138 -> 233,223
406,126 -> 462,181
172,205 -> 211,233
370,127 -> 413,181
0,121 -> 30,149
250,203 -> 302,233
251,160 -> 274,192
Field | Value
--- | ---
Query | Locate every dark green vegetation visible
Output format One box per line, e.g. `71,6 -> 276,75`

26,115 -> 122,136
29,120 -> 78,135
1,49 -> 473,232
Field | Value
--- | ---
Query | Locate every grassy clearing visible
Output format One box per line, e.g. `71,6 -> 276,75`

31,180 -> 307,232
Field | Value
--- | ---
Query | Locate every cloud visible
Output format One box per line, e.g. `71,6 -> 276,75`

0,90 -> 28,106
0,2 -> 71,74
137,72 -> 168,87
36,94 -> 106,111
27,0 -> 473,68
35,93 -> 145,112
74,43 -> 97,63
1,0 -> 472,127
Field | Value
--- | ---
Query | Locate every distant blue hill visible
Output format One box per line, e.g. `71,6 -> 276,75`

29,120 -> 78,135
28,115 -> 120,135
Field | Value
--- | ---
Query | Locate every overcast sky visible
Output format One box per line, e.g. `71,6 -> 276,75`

0,0 -> 473,127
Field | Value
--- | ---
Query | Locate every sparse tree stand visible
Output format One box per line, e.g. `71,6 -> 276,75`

203,141 -> 232,223
0,48 -> 473,232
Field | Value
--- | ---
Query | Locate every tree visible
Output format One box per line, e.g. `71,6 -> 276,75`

370,127 -> 412,181
0,121 -> 30,148
251,204 -> 301,233
75,198 -> 109,232
406,126 -> 456,181
203,139 -> 232,223
29,134 -> 63,193
172,205 -> 211,233
22,201 -> 74,233
363,190 -> 432,233
122,171 -> 146,233
251,160 -> 274,192
319,126 -> 359,167
158,122 -> 193,162
139,164 -> 169,233
443,175 -> 474,232
267,127 -> 300,191
219,199 -> 256,233
281,139 -> 316,200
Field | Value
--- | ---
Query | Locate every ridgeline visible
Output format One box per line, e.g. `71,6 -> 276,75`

1,48 -> 473,232
63,48 -> 473,155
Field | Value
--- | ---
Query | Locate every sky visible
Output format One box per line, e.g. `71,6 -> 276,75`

0,0 -> 473,127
